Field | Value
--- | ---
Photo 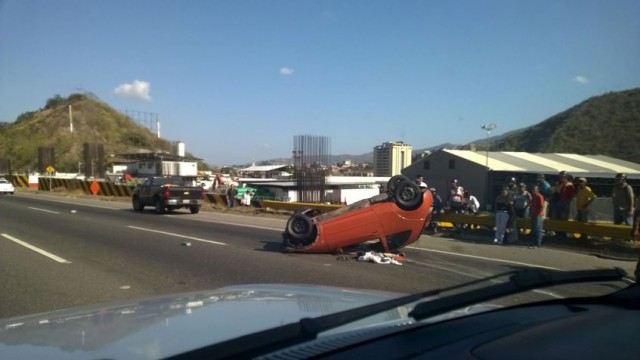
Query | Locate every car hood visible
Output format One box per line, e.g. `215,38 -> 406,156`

0,284 -> 409,360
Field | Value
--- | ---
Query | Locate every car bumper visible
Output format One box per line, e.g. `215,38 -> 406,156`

166,199 -> 203,206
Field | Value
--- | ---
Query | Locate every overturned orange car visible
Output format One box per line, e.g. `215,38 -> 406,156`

282,175 -> 434,253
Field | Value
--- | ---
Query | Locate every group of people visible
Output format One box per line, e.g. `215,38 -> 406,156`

415,175 -> 480,216
493,171 -> 637,248
415,175 -> 481,233
226,185 -> 253,208
493,178 -> 545,247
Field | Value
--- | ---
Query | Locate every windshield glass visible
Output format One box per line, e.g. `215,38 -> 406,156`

0,1 -> 639,358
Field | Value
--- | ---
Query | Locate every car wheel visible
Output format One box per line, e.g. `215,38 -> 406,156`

154,198 -> 166,214
132,196 -> 144,211
286,213 -> 314,240
190,206 -> 200,214
387,175 -> 408,195
393,180 -> 423,211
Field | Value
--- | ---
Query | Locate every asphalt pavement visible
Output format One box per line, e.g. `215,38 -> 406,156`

409,228 -> 639,280
13,189 -> 640,278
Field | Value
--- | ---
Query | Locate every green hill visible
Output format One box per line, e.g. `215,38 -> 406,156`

0,93 -> 177,173
489,88 -> 640,162
2,89 -> 640,173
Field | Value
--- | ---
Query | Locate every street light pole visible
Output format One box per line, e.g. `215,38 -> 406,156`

481,123 -> 497,211
481,123 -> 497,168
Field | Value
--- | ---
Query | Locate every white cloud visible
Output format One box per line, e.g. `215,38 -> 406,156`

572,75 -> 589,84
114,80 -> 152,101
279,67 -> 295,76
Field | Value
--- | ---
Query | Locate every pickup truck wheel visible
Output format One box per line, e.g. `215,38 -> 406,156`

190,206 -> 200,214
286,214 -> 314,240
132,196 -> 144,211
393,180 -> 423,211
387,175 -> 407,195
154,198 -> 166,214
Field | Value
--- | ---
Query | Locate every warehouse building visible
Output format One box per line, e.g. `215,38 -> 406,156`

402,149 -> 640,219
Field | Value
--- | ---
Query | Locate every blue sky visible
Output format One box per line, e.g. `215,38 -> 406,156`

1,1 -> 639,166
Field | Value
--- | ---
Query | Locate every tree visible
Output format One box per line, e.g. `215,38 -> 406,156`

44,94 -> 65,110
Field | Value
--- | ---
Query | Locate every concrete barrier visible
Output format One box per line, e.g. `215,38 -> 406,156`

260,200 -> 342,214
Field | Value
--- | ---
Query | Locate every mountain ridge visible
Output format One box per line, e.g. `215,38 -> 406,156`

1,89 -> 639,172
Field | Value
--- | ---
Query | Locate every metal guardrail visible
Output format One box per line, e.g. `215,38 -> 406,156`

8,180 -> 635,241
259,201 -> 636,241
260,200 -> 342,214
435,213 -> 634,239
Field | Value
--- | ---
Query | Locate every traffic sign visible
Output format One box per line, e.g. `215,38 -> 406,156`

90,181 -> 100,195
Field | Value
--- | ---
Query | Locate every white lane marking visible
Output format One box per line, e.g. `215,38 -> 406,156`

406,258 -> 493,280
406,246 -> 563,271
407,258 -> 567,300
127,226 -> 227,246
28,207 -> 60,214
25,197 -> 118,210
175,216 -> 283,231
1,233 -> 71,264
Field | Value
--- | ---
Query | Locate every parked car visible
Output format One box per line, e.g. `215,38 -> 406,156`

132,175 -> 205,214
282,175 -> 434,253
0,177 -> 15,195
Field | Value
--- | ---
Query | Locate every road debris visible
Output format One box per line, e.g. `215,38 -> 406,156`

356,251 -> 404,265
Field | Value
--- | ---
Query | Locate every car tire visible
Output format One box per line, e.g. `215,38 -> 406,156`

132,196 -> 144,211
190,206 -> 200,214
286,213 -> 314,240
387,175 -> 408,195
393,180 -> 423,211
154,198 -> 166,214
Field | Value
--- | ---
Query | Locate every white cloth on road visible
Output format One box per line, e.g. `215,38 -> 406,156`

357,251 -> 402,265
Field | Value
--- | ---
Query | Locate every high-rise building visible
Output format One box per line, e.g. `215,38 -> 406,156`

373,141 -> 412,177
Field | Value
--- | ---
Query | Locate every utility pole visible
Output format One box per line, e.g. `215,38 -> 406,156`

480,123 -> 497,211
481,123 -> 497,168
69,105 -> 74,133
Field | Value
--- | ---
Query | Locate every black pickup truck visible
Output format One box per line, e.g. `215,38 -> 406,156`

132,176 -> 205,214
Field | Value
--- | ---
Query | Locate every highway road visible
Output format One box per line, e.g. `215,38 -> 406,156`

0,192 -> 634,319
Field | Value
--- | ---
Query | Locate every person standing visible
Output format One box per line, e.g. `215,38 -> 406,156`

537,174 -> 552,216
612,173 -> 635,225
463,191 -> 480,214
528,185 -> 545,248
632,200 -> 640,241
446,179 -> 465,231
429,188 -> 443,233
511,183 -> 532,241
513,183 -> 532,218
242,189 -> 252,206
415,174 -> 428,189
574,177 -> 596,222
227,185 -> 238,208
493,188 -> 514,245
446,179 -> 465,212
550,171 -> 575,238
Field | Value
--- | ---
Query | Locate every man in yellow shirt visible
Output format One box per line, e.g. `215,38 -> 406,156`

574,177 -> 596,222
